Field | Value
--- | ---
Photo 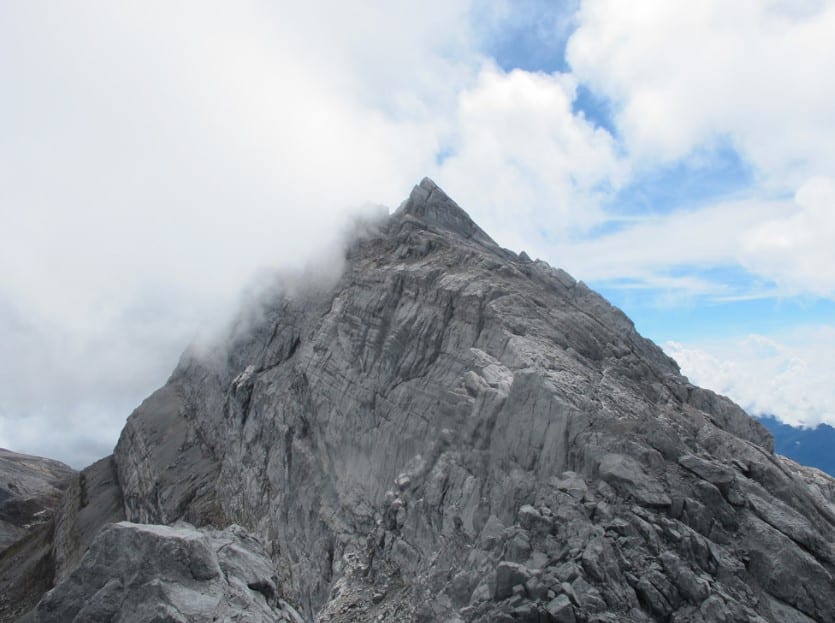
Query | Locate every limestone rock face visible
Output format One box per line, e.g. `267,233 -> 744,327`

0,449 -> 74,621
29,521 -> 303,623
16,179 -> 835,622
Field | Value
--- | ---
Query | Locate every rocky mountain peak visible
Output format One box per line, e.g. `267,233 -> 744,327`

4,180 -> 835,623
395,177 -> 498,248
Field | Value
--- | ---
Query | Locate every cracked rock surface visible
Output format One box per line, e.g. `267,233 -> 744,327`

11,179 -> 835,622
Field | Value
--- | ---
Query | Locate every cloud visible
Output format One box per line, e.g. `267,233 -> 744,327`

567,0 -> 835,184
433,65 -> 625,253
547,175 -> 835,302
741,177 -> 835,297
666,325 -> 835,427
554,196 -> 791,290
0,1 -> 466,465
2,1 -> 835,464
560,0 -> 835,301
0,2 -> 627,466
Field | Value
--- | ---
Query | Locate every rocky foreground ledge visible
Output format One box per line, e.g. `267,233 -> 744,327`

22,521 -> 304,623
3,179 -> 835,622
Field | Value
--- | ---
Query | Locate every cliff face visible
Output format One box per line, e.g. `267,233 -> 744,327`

13,179 -> 835,622
0,449 -> 74,621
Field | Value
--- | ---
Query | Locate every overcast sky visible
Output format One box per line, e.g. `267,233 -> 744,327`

2,1 -> 834,467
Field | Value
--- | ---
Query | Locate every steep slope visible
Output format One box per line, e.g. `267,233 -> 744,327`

0,449 -> 74,621
27,179 -> 835,622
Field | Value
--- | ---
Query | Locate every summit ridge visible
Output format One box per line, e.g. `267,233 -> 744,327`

395,177 -> 498,248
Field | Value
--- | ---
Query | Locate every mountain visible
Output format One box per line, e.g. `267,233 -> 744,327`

4,178 -> 835,622
0,449 -> 74,621
757,416 -> 835,477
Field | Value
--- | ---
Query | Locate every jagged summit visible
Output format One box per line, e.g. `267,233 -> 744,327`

7,181 -> 835,623
395,177 -> 498,248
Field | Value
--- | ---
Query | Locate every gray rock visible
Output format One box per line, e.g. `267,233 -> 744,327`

478,514 -> 505,549
13,179 -> 835,622
678,454 -> 736,487
546,594 -> 576,623
0,449 -> 74,622
0,449 -> 73,552
597,453 -> 671,507
52,455 -> 125,582
552,471 -> 588,501
659,551 -> 709,604
31,521 -> 303,622
494,561 -> 533,600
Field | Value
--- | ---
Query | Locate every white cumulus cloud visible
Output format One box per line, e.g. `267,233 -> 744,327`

741,177 -> 835,297
560,1 -> 835,299
666,326 -> 835,427
434,66 -> 626,254
568,0 -> 835,184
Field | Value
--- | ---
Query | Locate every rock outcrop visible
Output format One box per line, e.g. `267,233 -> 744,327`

0,449 -> 74,621
51,455 -> 125,583
7,178 -> 835,622
27,522 -> 303,623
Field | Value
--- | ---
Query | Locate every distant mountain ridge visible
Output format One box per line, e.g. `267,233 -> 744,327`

757,415 -> 835,477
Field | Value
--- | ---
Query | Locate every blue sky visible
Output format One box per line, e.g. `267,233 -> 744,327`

470,2 -> 833,389
1,1 -> 834,466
